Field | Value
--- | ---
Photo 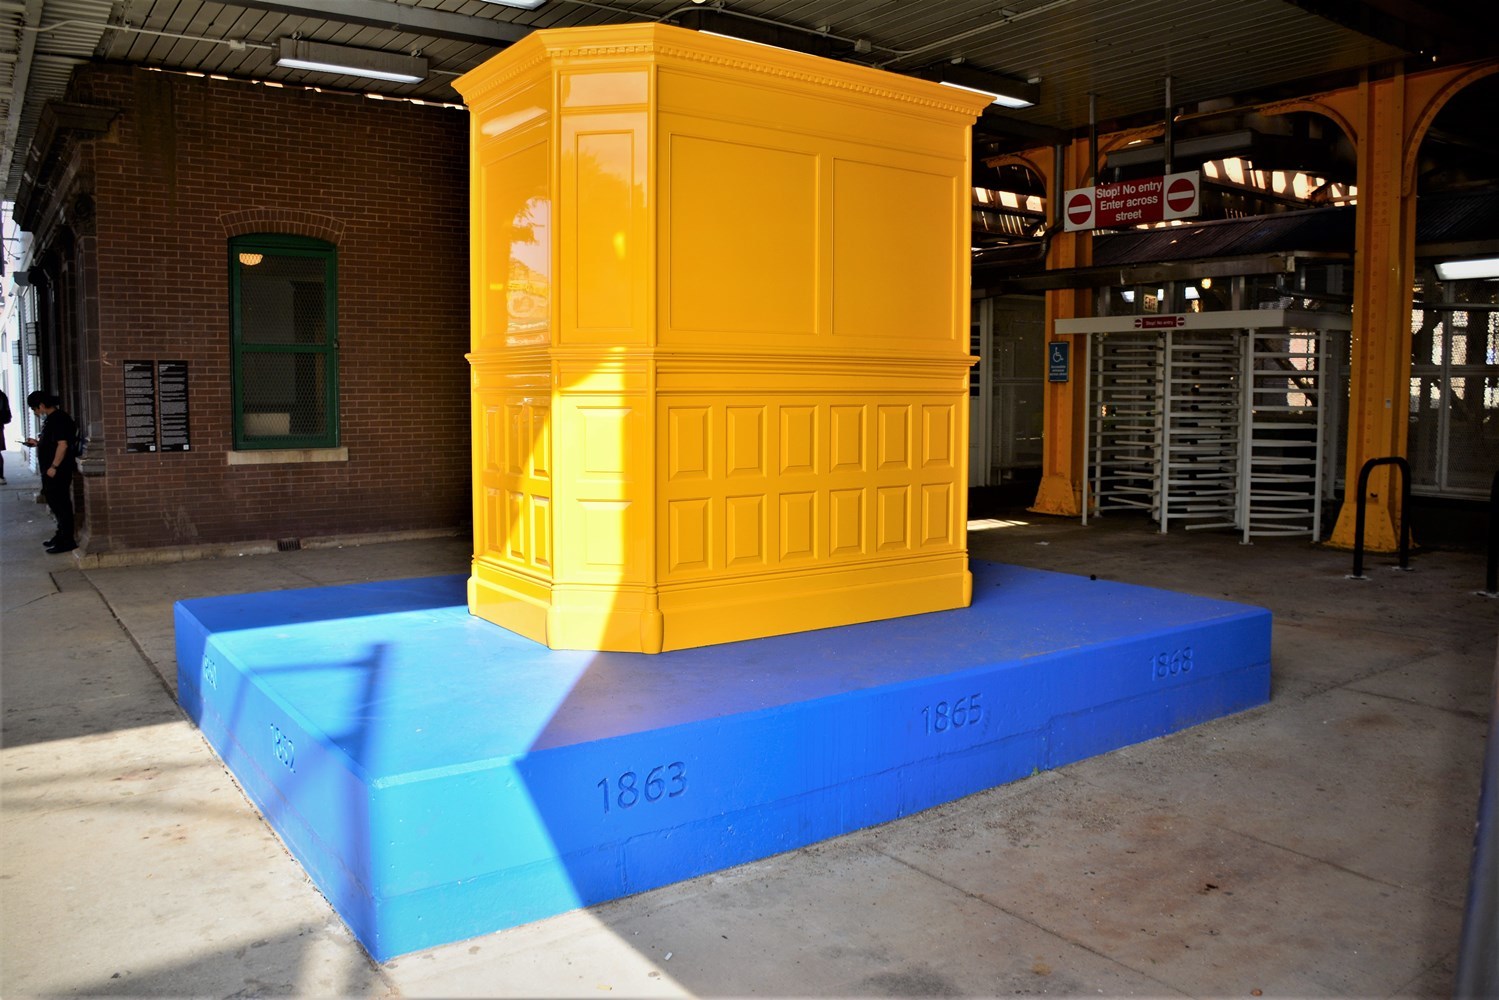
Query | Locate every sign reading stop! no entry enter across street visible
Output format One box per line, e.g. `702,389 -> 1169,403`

1063,170 -> 1201,232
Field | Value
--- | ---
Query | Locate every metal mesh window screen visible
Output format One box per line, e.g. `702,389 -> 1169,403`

1408,280 -> 1499,496
240,352 -> 328,439
240,255 -> 327,345
231,237 -> 337,449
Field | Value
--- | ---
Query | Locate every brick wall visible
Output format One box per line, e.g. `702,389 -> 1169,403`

62,65 -> 472,553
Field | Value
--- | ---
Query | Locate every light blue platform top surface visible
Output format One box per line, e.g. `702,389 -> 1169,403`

177,561 -> 1267,783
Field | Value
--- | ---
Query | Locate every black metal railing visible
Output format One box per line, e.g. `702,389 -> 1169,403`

1349,456 -> 1412,579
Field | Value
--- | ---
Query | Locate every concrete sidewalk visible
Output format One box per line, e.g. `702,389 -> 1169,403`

2,447 -> 1493,998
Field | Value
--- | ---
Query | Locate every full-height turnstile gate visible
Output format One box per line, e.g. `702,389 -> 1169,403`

1057,309 -> 1351,543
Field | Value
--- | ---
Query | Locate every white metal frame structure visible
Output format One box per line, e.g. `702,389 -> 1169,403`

1063,308 -> 1352,542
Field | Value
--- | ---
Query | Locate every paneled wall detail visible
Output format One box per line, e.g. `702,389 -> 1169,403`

661,396 -> 961,581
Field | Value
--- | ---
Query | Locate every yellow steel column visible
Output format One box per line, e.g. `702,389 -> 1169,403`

1325,68 -> 1414,551
1030,237 -> 1090,516
1323,63 -> 1492,550
1029,138 -> 1095,517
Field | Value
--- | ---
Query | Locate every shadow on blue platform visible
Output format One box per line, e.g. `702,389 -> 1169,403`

174,561 -> 1272,961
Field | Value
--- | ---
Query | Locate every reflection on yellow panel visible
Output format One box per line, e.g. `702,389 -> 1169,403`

456,23 -> 987,652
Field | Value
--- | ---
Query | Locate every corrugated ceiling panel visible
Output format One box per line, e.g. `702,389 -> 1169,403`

0,0 -> 1447,206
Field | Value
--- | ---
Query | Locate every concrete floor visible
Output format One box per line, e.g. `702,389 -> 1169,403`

2,451 -> 1493,998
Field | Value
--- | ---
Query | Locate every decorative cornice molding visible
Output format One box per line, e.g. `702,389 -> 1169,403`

453,23 -> 989,121
649,42 -> 988,117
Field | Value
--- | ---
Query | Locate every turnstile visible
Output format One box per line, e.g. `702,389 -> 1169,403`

1063,309 -> 1351,543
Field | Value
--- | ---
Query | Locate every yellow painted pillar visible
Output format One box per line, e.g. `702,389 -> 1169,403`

1030,138 -> 1095,517
1325,69 -> 1415,551
455,24 -> 990,652
1322,63 -> 1491,550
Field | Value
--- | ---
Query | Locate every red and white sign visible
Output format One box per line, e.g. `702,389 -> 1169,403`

1063,170 -> 1200,231
1134,315 -> 1187,329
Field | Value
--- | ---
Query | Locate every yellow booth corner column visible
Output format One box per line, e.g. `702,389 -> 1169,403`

454,23 -> 991,653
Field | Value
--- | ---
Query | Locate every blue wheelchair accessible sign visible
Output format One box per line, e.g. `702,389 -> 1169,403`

1048,341 -> 1069,382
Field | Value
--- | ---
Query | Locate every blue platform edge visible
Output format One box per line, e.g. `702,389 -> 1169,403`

174,560 -> 1270,961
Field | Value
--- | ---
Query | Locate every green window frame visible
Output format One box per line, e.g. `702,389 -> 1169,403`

229,233 -> 339,450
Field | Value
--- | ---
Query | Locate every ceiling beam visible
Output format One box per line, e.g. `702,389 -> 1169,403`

1,0 -> 43,201
224,0 -> 533,48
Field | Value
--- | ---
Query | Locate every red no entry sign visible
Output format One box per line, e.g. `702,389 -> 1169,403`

1063,170 -> 1200,231
1066,190 -> 1094,228
1163,172 -> 1200,219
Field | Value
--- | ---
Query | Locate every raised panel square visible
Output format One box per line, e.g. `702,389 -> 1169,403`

922,404 -> 953,469
831,159 -> 955,342
780,492 -> 816,561
831,405 -> 865,473
581,407 -> 630,475
668,407 -> 711,481
726,495 -> 765,567
726,406 -> 766,478
530,404 -> 551,479
877,485 -> 909,551
668,135 -> 816,337
581,500 -> 630,567
830,488 -> 864,556
506,404 -> 526,476
484,405 -> 505,473
485,486 -> 505,555
878,405 -> 910,469
668,498 -> 711,572
507,490 -> 527,560
781,406 -> 817,475
531,495 -> 552,570
921,483 -> 952,546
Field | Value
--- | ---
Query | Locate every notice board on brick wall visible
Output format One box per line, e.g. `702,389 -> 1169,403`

123,360 -> 191,452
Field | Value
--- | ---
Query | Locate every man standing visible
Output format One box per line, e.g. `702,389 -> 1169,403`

0,388 -> 10,485
24,391 -> 78,553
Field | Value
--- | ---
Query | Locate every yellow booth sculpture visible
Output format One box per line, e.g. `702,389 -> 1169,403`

454,23 -> 992,653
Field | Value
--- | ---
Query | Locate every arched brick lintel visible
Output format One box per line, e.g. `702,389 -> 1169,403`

218,209 -> 347,245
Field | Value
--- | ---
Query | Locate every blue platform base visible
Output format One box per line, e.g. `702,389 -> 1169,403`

174,561 -> 1270,961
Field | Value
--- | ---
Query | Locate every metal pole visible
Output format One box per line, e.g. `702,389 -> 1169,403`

1351,459 -> 1373,579
1053,142 -> 1066,230
1163,75 -> 1173,176
1159,329 -> 1172,533
1088,93 -> 1098,186
1396,456 -> 1412,571
1350,456 -> 1413,578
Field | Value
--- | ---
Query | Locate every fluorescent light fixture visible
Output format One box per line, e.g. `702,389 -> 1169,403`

928,64 -> 1038,109
476,0 -> 547,7
1434,257 -> 1499,280
1185,286 -> 1200,300
276,38 -> 427,85
938,80 -> 1035,109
